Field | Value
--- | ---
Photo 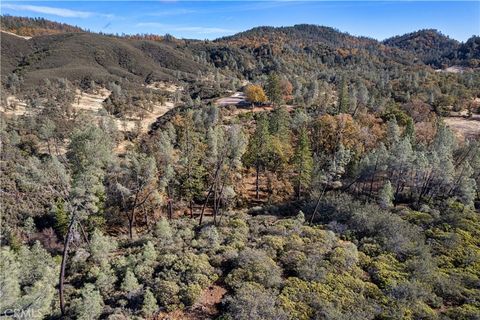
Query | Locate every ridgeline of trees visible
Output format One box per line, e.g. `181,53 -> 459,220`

1,15 -> 85,36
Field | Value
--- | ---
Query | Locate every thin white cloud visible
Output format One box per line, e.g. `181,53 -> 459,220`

136,22 -> 234,34
147,8 -> 197,17
2,3 -> 113,19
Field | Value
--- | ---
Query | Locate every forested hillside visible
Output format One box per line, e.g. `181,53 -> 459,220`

383,29 -> 460,67
1,16 -> 479,320
1,15 -> 84,37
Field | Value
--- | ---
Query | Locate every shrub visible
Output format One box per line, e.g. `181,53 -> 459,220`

225,282 -> 287,320
73,283 -> 104,320
225,248 -> 283,288
154,218 -> 173,245
90,229 -> 117,264
181,283 -> 203,306
154,279 -> 181,311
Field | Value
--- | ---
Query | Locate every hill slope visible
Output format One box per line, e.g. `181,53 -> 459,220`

1,15 -> 84,36
383,29 -> 480,67
1,31 -> 210,87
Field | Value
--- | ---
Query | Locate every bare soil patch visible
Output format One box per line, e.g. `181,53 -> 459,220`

0,96 -> 28,116
74,88 -> 111,112
444,116 -> 480,141
155,285 -> 227,320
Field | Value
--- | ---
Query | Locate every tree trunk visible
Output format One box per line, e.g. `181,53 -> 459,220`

200,160 -> 223,225
215,162 -> 233,225
255,164 -> 260,200
297,181 -> 302,201
310,184 -> 327,224
167,185 -> 173,219
128,206 -> 135,239
369,157 -> 379,197
199,186 -> 214,226
59,216 -> 76,316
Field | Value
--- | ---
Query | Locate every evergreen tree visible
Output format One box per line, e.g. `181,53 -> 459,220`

92,261 -> 117,296
385,118 -> 400,147
269,106 -> 291,137
59,122 -> 113,316
404,117 -> 416,145
73,284 -> 104,320
177,111 -> 206,217
142,288 -> 159,317
243,114 -> 272,199
89,229 -> 117,264
109,151 -> 159,239
53,200 -> 68,239
389,137 -> 415,200
266,73 -> 283,106
154,129 -> 177,219
292,127 -> 313,200
378,180 -> 394,208
121,269 -> 141,298
1,243 -> 57,319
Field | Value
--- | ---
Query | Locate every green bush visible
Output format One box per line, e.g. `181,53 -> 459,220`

226,248 -> 283,288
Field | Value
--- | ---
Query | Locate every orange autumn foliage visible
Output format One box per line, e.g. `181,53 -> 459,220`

312,113 -> 384,156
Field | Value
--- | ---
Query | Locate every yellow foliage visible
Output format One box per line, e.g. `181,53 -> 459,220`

369,254 -> 408,289
244,84 -> 267,104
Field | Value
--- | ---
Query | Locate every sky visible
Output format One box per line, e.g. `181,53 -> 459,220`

1,1 -> 479,41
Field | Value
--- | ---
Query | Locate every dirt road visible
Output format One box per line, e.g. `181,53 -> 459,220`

216,92 -> 247,106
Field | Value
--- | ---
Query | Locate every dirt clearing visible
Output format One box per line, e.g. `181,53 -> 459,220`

444,116 -> 480,141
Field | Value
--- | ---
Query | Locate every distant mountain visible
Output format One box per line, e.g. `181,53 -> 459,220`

382,29 -> 479,67
201,24 -> 426,80
217,24 -> 378,49
0,15 -> 84,37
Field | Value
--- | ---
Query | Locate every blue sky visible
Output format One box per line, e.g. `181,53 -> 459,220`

2,1 -> 479,41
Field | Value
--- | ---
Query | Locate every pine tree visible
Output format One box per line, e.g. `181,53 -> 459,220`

121,269 -> 141,298
154,130 -> 177,219
404,117 -> 416,145
386,118 -> 400,147
243,114 -> 272,199
60,123 -> 113,316
93,261 -> 117,296
110,151 -> 159,239
292,127 -> 313,200
73,284 -> 104,320
89,229 -> 117,264
389,137 -> 415,199
378,180 -> 394,208
142,288 -> 159,317
266,73 -> 283,106
1,243 -> 57,319
269,106 -> 291,137
155,218 -> 173,245
53,200 -> 68,239
177,111 -> 206,218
